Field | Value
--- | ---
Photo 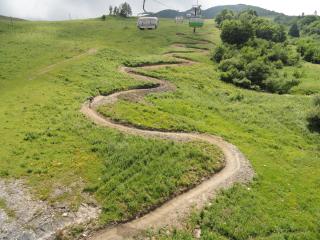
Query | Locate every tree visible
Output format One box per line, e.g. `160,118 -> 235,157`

253,19 -> 285,42
215,9 -> 234,27
254,20 -> 276,41
221,20 -> 254,45
109,6 -> 113,15
113,6 -> 118,16
289,23 -> 300,37
246,58 -> 272,84
272,25 -> 287,42
238,9 -> 258,22
119,2 -> 132,18
300,15 -> 318,26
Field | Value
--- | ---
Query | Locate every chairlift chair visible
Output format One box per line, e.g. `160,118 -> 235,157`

137,0 -> 159,30
189,4 -> 204,32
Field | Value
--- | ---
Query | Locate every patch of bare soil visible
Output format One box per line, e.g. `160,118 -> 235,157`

0,179 -> 100,240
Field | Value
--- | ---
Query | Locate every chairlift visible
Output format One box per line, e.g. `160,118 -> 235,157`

189,5 -> 204,32
137,0 -> 159,30
175,16 -> 184,24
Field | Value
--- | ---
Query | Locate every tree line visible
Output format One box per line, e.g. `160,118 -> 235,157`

102,2 -> 132,20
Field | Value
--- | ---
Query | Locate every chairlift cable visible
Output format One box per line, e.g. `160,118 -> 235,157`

150,0 -> 172,9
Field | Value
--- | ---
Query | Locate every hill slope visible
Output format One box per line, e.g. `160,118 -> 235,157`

0,15 -> 24,21
153,4 -> 283,18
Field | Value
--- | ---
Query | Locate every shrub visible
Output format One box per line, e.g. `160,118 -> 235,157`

272,25 -> 287,42
212,45 -> 227,63
308,108 -> 320,130
293,69 -> 303,78
240,46 -> 262,62
268,44 -> 288,62
215,40 -> 300,93
254,20 -> 287,42
298,39 -> 320,64
286,48 -> 301,66
304,20 -> 320,36
221,20 -> 254,45
215,9 -> 235,27
268,44 -> 300,66
289,23 -> 300,37
274,60 -> 284,69
264,78 -> 300,94
314,95 -> 320,106
232,78 -> 252,88
24,132 -> 40,141
218,58 -> 244,72
308,95 -> 320,131
218,58 -> 245,83
300,15 -> 318,27
246,59 -> 272,85
213,9 -> 301,93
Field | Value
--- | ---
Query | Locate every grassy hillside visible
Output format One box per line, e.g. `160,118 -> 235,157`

0,15 -> 24,21
1,16 -> 320,239
153,4 -> 282,19
0,17 -> 223,225
96,21 -> 319,239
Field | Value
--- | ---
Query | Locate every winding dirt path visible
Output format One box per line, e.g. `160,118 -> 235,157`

81,41 -> 254,240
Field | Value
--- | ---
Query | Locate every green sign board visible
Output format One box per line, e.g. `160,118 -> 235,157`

189,18 -> 204,28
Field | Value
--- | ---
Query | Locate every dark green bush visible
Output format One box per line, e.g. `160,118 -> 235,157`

214,37 -> 301,93
246,59 -> 272,85
308,95 -> 320,132
274,60 -> 284,69
221,20 -> 254,45
240,46 -> 262,62
289,23 -> 300,37
212,45 -> 227,63
304,20 -> 320,35
304,47 -> 320,63
232,78 -> 252,88
254,19 -> 287,42
297,39 -> 320,64
215,9 -> 235,27
299,15 -> 318,27
314,95 -> 320,106
219,58 -> 245,83
268,44 -> 300,66
218,58 -> 244,72
264,78 -> 300,94
213,9 -> 301,93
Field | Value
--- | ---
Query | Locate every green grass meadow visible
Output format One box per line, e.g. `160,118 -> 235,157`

0,17 -> 223,223
1,16 -> 320,239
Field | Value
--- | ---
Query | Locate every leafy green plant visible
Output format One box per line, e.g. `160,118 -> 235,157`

308,95 -> 320,131
213,10 -> 301,93
221,20 -> 254,45
289,23 -> 300,37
